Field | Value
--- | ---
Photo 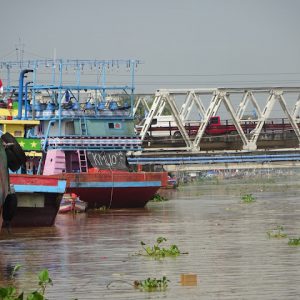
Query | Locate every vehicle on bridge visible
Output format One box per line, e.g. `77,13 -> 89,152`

200,116 -> 296,136
136,115 -> 200,138
136,115 -> 297,138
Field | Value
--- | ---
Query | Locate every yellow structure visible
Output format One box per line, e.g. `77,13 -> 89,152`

0,109 -> 41,157
0,119 -> 40,137
0,108 -> 18,119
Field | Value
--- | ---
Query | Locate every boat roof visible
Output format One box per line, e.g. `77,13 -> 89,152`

0,119 -> 40,125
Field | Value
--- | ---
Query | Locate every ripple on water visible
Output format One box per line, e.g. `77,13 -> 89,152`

1,175 -> 300,299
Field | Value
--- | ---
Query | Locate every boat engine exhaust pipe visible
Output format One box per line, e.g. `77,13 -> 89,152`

18,69 -> 33,119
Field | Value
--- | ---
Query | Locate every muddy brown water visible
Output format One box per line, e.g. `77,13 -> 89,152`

1,174 -> 300,299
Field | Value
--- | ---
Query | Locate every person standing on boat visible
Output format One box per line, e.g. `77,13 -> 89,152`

62,90 -> 73,109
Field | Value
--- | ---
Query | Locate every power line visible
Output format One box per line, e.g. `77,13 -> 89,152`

22,50 -> 52,60
0,50 -> 17,60
133,72 -> 300,77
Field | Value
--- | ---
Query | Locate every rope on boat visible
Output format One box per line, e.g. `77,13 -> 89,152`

108,166 -> 114,209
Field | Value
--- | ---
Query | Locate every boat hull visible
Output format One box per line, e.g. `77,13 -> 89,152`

7,174 -> 66,227
52,171 -> 168,209
59,204 -> 86,213
0,140 -> 9,229
59,194 -> 87,213
66,186 -> 160,208
8,194 -> 61,227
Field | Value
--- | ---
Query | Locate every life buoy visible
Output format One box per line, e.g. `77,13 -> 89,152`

2,193 -> 18,225
1,133 -> 26,171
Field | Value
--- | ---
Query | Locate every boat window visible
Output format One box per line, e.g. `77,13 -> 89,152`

151,118 -> 157,125
14,130 -> 22,137
210,117 -> 219,125
65,121 -> 75,135
108,123 -> 114,129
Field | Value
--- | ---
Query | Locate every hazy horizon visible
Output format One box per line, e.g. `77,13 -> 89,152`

1,0 -> 300,93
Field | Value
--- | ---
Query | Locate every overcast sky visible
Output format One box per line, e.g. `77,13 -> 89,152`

1,0 -> 300,93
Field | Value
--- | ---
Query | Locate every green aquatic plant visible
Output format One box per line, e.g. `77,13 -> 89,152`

0,266 -> 52,300
288,238 -> 300,246
241,193 -> 256,203
140,237 -> 182,258
134,276 -> 169,292
96,205 -> 107,211
106,276 -> 170,292
10,264 -> 22,281
267,225 -> 287,238
150,193 -> 168,202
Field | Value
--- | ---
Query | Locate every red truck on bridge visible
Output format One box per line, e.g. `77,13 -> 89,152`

137,115 -> 296,138
206,116 -> 296,136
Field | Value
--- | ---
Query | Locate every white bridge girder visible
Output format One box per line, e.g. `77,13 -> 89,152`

134,87 -> 300,152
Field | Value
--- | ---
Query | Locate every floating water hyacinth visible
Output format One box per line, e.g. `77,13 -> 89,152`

140,237 -> 183,258
288,238 -> 300,246
267,225 -> 287,239
134,276 -> 170,292
241,193 -> 256,203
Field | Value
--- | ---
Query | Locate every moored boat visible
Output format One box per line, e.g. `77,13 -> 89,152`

0,139 -> 9,229
55,169 -> 167,209
0,59 -> 168,209
59,193 -> 87,213
0,131 -> 28,229
165,175 -> 178,189
0,128 -> 66,228
8,174 -> 66,227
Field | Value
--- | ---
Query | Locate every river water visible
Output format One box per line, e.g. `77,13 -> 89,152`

1,171 -> 300,299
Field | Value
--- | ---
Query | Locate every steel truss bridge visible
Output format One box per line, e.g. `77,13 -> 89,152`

134,87 -> 300,152
131,87 -> 300,170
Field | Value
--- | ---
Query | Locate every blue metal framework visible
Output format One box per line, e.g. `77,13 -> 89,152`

128,152 -> 300,165
0,59 -> 143,154
0,59 -> 140,119
0,59 -> 140,90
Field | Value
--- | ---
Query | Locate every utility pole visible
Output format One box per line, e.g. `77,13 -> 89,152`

15,38 -> 25,67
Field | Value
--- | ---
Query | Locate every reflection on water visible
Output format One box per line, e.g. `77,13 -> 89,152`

1,174 -> 300,299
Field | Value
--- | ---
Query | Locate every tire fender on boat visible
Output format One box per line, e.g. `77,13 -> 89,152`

2,193 -> 18,226
1,133 -> 26,171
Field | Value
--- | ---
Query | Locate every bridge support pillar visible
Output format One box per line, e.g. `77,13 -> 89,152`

243,142 -> 258,151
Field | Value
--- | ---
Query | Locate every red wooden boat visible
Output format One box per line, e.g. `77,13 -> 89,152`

7,174 -> 66,227
52,169 -> 168,209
